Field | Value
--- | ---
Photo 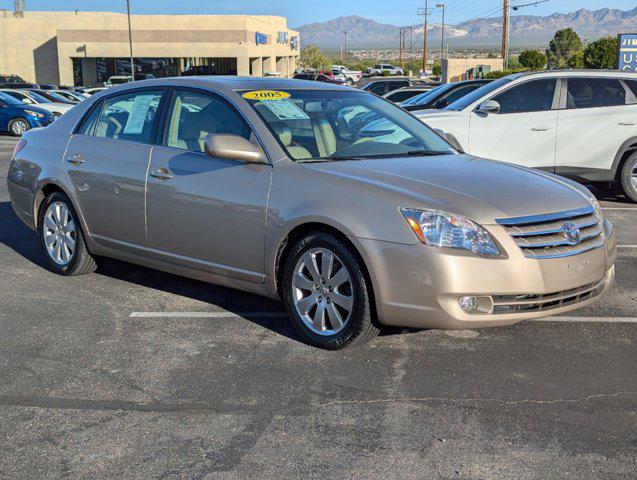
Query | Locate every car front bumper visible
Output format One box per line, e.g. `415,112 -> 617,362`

357,219 -> 616,329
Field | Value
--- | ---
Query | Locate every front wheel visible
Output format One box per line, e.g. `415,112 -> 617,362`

8,118 -> 29,136
620,152 -> 637,203
282,232 -> 379,349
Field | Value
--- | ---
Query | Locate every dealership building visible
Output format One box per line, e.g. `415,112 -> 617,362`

0,11 -> 300,86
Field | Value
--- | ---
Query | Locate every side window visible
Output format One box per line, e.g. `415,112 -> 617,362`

163,90 -> 251,153
77,103 -> 102,135
567,78 -> 626,109
93,89 -> 163,143
369,83 -> 386,95
439,85 -> 478,106
492,79 -> 557,114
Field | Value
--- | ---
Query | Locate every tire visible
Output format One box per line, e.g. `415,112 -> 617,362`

346,78 -> 354,86
38,191 -> 97,276
8,118 -> 29,137
620,152 -> 637,203
281,232 -> 379,349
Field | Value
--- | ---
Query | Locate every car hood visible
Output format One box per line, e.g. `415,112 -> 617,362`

15,104 -> 53,116
304,154 -> 591,224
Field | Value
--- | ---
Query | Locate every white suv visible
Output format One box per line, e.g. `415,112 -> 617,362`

368,64 -> 404,76
417,70 -> 637,202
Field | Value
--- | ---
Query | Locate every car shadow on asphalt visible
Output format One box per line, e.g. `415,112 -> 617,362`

0,201 -> 303,342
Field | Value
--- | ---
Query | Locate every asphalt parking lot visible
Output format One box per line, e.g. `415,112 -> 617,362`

0,134 -> 635,479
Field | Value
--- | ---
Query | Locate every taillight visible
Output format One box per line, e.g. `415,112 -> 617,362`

12,138 -> 27,158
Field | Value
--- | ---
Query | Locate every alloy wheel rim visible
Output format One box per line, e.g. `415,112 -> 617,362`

12,121 -> 27,135
292,247 -> 354,336
43,202 -> 76,266
631,164 -> 637,191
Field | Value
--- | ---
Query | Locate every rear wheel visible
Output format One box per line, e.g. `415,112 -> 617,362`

38,191 -> 97,276
8,118 -> 29,136
282,232 -> 379,349
620,152 -> 637,203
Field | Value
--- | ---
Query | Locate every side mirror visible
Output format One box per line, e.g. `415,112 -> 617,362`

204,133 -> 268,164
476,100 -> 500,115
433,128 -> 448,141
22,98 -> 34,104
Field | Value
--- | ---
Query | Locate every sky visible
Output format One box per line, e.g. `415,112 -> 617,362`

4,0 -> 636,27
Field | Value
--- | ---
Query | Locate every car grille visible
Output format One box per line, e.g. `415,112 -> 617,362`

496,205 -> 604,259
491,267 -> 613,314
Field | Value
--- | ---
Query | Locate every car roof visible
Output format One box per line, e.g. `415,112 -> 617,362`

515,69 -> 637,79
104,76 -> 357,92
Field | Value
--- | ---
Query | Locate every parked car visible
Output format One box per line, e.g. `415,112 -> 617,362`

367,64 -> 404,76
401,79 -> 492,111
0,89 -> 74,116
361,78 -> 412,96
417,70 -> 637,202
332,65 -> 362,85
7,77 -> 615,349
50,89 -> 89,104
0,91 -> 55,136
383,85 -> 437,103
293,72 -> 346,85
104,75 -> 132,86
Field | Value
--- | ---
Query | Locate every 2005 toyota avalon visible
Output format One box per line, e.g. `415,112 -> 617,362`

7,77 -> 616,349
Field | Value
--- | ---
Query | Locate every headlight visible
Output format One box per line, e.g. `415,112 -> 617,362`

24,110 -> 44,119
400,208 -> 500,256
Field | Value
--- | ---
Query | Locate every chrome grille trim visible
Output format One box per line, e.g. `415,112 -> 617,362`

496,205 -> 604,259
491,268 -> 613,314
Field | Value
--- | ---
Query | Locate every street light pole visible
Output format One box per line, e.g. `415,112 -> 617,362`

436,3 -> 445,60
126,0 -> 134,81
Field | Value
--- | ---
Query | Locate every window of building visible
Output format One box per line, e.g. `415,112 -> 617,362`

567,78 -> 627,109
492,79 -> 557,114
93,90 -> 164,143
163,90 -> 251,153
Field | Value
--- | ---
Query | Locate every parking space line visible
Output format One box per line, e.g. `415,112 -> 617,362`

131,312 -> 637,323
618,245 -> 637,248
130,311 -> 288,319
601,207 -> 637,211
529,316 -> 637,323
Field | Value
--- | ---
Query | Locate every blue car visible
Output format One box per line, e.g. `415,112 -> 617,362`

0,91 -> 55,136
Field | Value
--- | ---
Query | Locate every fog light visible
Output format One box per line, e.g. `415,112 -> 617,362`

459,296 -> 480,314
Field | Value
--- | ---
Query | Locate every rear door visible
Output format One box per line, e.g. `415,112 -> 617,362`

64,88 -> 165,253
468,78 -> 559,169
145,88 -> 271,282
555,76 -> 637,177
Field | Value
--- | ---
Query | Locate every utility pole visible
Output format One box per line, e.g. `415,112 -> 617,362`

501,0 -> 509,69
399,28 -> 403,68
436,3 -> 445,60
343,31 -> 347,60
126,0 -> 135,81
417,1 -> 431,74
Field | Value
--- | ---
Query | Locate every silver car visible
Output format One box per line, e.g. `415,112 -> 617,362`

7,77 -> 616,349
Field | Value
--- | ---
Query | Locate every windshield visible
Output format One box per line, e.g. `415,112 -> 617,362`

25,91 -> 52,103
39,91 -> 72,103
445,77 -> 516,111
401,84 -> 447,106
0,92 -> 23,106
242,89 -> 452,161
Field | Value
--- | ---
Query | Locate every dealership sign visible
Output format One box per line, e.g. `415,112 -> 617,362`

618,34 -> 637,71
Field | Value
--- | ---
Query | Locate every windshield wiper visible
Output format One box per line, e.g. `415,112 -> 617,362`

405,150 -> 450,156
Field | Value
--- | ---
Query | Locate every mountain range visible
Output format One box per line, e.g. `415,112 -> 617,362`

294,7 -> 637,49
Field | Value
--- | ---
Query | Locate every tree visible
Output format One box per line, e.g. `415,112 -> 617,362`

584,36 -> 619,69
299,45 -> 331,72
547,28 -> 584,68
518,49 -> 546,69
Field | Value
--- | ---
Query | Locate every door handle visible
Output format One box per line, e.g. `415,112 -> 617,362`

618,121 -> 637,126
149,169 -> 174,181
66,153 -> 84,165
531,126 -> 552,132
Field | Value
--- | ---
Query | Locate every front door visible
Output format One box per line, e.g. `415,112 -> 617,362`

145,88 -> 271,282
64,88 -> 164,253
468,78 -> 559,170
